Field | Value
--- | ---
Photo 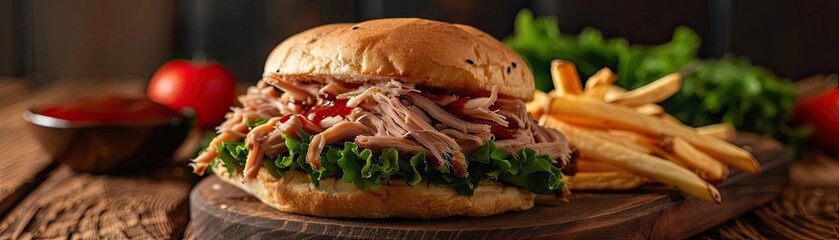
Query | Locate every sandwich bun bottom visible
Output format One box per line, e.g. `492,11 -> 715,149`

211,162 -> 536,219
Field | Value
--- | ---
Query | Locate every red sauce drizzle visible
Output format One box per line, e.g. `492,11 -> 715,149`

278,99 -> 355,130
304,99 -> 354,128
278,114 -> 293,123
37,95 -> 179,123
445,97 -> 470,114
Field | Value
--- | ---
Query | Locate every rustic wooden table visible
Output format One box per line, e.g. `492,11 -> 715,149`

0,78 -> 835,239
0,78 -> 194,239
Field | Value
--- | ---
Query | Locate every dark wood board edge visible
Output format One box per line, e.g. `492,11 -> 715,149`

190,182 -> 678,239
652,160 -> 789,238
649,134 -> 790,239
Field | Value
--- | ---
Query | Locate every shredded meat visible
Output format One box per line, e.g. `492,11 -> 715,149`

404,92 -> 491,135
421,92 -> 458,105
243,117 -> 283,181
191,111 -> 248,175
319,80 -> 356,97
355,136 -> 426,155
440,128 -> 485,154
192,77 -> 572,182
263,74 -> 315,106
369,93 -> 460,168
460,86 -> 508,127
275,114 -> 323,139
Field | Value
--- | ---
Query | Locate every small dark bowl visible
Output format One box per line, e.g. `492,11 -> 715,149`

23,107 -> 193,174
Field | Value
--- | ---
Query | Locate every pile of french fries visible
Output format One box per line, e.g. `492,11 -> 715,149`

528,60 -> 760,204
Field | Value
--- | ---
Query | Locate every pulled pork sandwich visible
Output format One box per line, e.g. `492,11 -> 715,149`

191,18 -> 575,219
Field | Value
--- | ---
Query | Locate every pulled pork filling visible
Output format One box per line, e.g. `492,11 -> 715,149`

191,73 -> 574,195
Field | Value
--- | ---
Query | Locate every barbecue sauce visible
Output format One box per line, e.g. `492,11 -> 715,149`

37,95 -> 180,124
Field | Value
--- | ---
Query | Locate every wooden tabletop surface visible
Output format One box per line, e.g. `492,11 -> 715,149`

0,78 -> 836,239
0,78 -> 195,239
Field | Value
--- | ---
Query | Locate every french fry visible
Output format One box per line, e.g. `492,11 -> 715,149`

660,113 -> 683,125
582,68 -> 617,100
543,117 -> 722,203
583,85 -> 611,100
587,129 -> 653,154
697,123 -> 737,142
549,95 -> 760,174
577,159 -> 623,172
609,73 -> 682,107
603,85 -> 627,102
550,60 -> 582,96
607,130 -> 689,168
666,136 -> 729,183
525,90 -> 550,119
635,104 -> 665,117
566,171 -> 647,190
648,144 -> 689,168
585,68 -> 618,89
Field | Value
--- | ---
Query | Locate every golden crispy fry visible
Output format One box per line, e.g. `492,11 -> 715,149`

582,68 -> 618,100
697,123 -> 737,142
525,90 -> 550,119
577,159 -> 623,172
609,73 -> 682,107
603,85 -> 627,102
665,136 -> 729,183
583,85 -> 610,100
585,68 -> 618,89
649,145 -> 688,168
635,104 -> 665,117
550,60 -> 582,96
660,113 -> 683,125
566,171 -> 647,190
543,117 -> 722,204
587,129 -> 653,154
549,95 -> 760,174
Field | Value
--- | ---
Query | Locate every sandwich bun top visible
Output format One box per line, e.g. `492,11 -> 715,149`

264,18 -> 535,101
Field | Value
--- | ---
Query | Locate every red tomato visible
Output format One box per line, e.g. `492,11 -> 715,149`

792,88 -> 839,151
147,60 -> 237,130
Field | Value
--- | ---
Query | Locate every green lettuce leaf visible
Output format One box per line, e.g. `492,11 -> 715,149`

212,134 -> 565,196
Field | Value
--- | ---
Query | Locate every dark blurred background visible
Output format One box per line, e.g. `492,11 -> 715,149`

1,0 -> 836,83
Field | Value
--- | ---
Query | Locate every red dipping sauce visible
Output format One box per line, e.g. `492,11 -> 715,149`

37,95 -> 181,125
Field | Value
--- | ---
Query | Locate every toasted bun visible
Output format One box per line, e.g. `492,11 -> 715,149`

264,18 -> 535,101
212,162 -> 536,219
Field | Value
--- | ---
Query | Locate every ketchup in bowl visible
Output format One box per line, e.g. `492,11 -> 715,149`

24,95 -> 192,174
34,95 -> 182,126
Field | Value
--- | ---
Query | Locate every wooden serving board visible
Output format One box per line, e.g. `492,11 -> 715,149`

190,134 -> 789,239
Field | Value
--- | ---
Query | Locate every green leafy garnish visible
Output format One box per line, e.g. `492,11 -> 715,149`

212,135 -> 565,196
246,118 -> 270,130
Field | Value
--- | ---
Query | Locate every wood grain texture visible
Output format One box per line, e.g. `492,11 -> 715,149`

0,78 -> 147,217
0,166 -> 193,239
0,78 -> 197,239
190,133 -> 789,240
